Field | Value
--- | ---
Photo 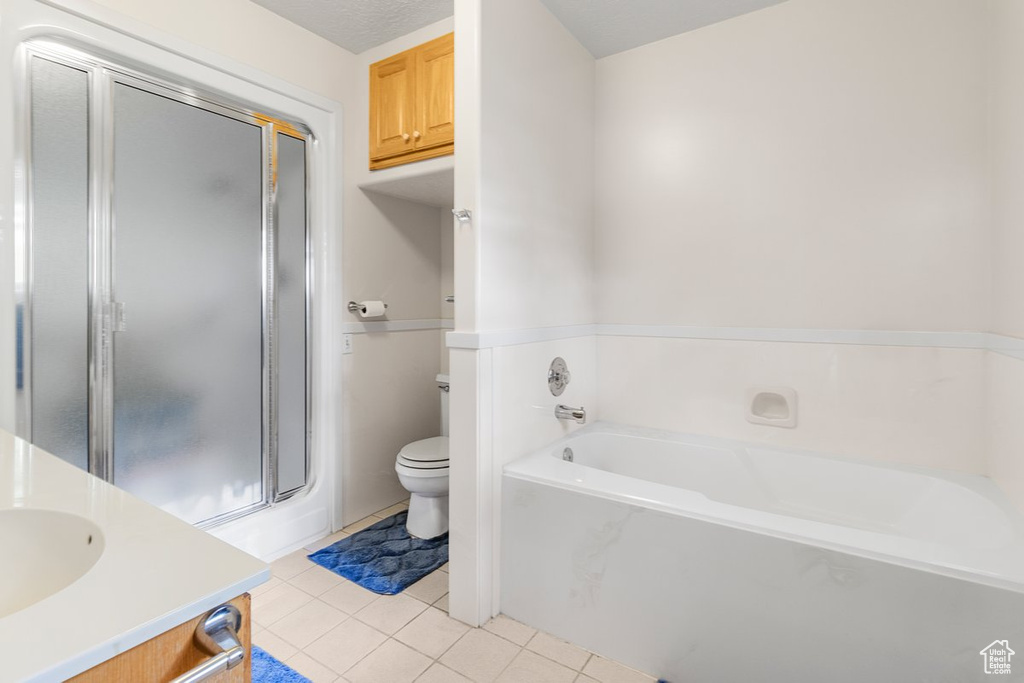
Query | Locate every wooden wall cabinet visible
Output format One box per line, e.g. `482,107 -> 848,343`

68,594 -> 252,683
370,32 -> 454,170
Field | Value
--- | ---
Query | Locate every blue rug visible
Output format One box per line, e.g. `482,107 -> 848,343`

308,511 -> 448,595
251,645 -> 309,683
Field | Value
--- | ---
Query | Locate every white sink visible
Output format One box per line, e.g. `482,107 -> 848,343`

0,509 -> 104,618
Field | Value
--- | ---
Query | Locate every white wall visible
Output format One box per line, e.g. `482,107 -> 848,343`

86,0 -> 354,102
992,0 -> 1024,340
476,0 -> 595,331
342,329 -> 442,518
338,190 -> 449,523
448,0 -> 486,628
987,0 -> 1024,511
599,336 -> 987,473
591,0 -> 996,479
595,0 -> 991,331
448,0 -> 596,625
441,204 -> 454,375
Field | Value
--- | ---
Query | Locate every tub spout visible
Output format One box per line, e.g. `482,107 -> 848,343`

555,404 -> 586,424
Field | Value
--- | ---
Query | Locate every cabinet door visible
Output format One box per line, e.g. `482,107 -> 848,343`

414,32 -> 455,151
68,595 -> 252,682
369,51 -> 416,161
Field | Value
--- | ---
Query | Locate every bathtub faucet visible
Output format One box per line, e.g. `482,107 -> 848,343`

555,404 -> 587,424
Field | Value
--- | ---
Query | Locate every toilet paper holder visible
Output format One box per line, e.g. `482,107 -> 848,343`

347,301 -> 388,313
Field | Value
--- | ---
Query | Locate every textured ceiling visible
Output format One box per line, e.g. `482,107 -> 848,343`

250,0 -> 454,54
539,0 -> 787,58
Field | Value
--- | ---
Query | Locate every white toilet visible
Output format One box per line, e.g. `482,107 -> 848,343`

395,374 -> 450,539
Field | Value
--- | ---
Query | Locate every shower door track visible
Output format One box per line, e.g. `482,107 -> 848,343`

14,39 -> 313,528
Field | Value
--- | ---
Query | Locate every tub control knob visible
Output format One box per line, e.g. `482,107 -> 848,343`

548,357 -> 571,396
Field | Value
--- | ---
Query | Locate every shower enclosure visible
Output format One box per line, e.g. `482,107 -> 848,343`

16,41 -> 311,527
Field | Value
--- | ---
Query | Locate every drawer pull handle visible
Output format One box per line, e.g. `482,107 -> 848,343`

169,604 -> 245,683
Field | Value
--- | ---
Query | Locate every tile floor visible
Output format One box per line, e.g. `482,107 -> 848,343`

251,500 -> 657,683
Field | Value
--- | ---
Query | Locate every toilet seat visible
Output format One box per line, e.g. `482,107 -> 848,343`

397,455 -> 449,470
397,436 -> 449,470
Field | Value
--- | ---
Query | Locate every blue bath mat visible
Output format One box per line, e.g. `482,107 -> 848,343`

251,645 -> 309,683
308,511 -> 448,595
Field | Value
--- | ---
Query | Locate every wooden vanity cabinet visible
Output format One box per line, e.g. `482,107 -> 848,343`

369,32 -> 454,170
68,594 -> 252,683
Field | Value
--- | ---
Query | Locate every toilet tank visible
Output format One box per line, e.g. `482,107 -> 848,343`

437,374 -> 450,437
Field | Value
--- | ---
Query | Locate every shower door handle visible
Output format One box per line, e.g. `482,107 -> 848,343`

112,302 -> 127,332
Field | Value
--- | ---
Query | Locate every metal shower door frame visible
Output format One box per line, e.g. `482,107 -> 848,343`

14,39 -> 313,527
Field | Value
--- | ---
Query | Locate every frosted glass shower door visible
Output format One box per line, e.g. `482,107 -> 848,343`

111,83 -> 265,525
26,57 -> 90,470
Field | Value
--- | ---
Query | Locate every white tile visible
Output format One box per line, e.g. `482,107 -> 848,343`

252,582 -> 314,626
417,663 -> 473,683
271,550 -> 315,581
320,579 -> 381,615
581,656 -> 656,683
250,575 -> 282,597
376,501 -> 410,517
405,570 -> 450,604
496,650 -> 576,683
482,615 -> 536,647
252,629 -> 298,662
598,337 -> 988,474
439,629 -> 520,683
345,638 -> 432,683
439,562 -> 449,573
286,651 -> 341,683
268,599 -> 347,649
304,619 -> 387,675
305,530 -> 352,552
574,676 -> 600,683
395,606 -> 471,658
355,593 -> 429,635
290,565 -> 345,597
433,593 -> 450,613
342,515 -> 383,534
526,632 -> 590,671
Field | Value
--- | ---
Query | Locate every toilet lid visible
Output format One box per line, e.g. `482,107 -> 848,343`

398,436 -> 449,463
397,454 -> 449,470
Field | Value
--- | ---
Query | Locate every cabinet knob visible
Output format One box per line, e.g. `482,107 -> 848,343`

402,133 -> 410,141
412,130 -> 421,139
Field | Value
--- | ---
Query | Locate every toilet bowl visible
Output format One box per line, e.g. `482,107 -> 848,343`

395,374 -> 449,539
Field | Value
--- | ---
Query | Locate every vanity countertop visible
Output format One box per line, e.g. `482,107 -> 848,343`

0,429 -> 270,683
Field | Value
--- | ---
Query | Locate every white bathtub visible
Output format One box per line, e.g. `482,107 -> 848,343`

501,423 -> 1024,682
